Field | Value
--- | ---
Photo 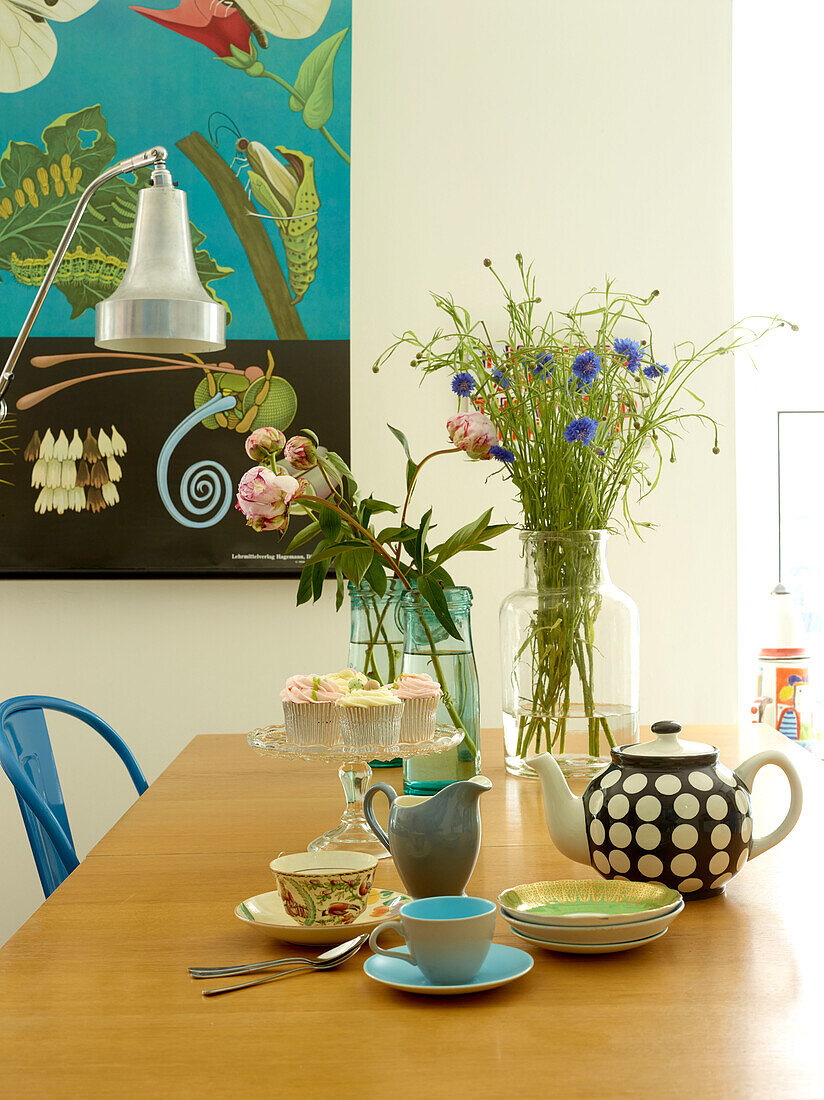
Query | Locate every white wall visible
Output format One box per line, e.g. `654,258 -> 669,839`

0,0 -> 735,944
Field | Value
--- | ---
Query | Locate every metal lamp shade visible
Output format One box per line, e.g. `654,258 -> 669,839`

95,175 -> 225,353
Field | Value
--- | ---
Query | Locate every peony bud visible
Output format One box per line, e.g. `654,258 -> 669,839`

446,410 -> 497,460
283,434 -> 318,471
245,426 -> 286,463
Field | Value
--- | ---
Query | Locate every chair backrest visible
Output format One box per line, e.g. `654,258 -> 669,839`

0,695 -> 148,898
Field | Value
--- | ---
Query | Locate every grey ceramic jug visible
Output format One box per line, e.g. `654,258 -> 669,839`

363,776 -> 492,898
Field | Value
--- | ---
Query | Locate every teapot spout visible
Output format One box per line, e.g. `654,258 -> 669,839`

527,753 -> 590,865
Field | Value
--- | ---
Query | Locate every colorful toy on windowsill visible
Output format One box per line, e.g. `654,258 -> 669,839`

752,583 -> 810,740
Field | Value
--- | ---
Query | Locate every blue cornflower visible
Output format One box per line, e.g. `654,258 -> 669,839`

564,416 -> 599,446
533,352 -> 554,378
643,361 -> 669,379
572,350 -> 601,385
451,371 -> 477,396
613,337 -> 642,374
491,369 -> 510,390
489,445 -> 515,463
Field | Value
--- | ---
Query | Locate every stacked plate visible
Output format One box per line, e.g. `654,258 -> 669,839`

497,879 -> 684,954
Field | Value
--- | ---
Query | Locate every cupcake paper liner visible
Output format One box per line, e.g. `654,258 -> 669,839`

282,700 -> 342,747
398,695 -> 440,743
337,704 -> 402,750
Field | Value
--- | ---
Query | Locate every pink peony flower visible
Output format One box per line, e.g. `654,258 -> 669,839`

236,466 -> 300,533
283,435 -> 318,471
244,426 -> 286,463
446,411 -> 497,459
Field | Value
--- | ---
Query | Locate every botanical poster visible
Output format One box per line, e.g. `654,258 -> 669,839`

0,0 -> 351,575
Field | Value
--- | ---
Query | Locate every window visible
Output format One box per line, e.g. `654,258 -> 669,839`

735,2 -> 824,746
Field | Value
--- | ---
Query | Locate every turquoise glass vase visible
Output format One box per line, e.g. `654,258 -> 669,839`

400,586 -> 481,794
347,578 -> 405,767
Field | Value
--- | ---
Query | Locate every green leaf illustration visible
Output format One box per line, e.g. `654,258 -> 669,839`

289,27 -> 350,130
0,105 -> 232,320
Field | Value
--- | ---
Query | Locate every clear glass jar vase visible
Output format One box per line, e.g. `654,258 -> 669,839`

500,531 -> 639,780
400,586 -> 481,794
348,578 -> 405,767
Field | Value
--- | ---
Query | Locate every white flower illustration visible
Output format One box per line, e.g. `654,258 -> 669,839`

0,1 -> 101,94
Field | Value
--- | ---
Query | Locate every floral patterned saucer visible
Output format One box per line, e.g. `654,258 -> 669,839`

235,888 -> 410,946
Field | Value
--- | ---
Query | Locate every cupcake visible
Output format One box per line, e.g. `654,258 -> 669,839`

393,673 -> 442,742
324,668 -> 368,692
281,675 -> 344,746
335,680 -> 402,750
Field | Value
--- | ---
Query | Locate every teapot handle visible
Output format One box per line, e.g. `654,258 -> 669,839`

363,782 -> 397,852
735,750 -> 803,860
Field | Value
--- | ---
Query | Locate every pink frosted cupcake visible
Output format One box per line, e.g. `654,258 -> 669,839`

393,673 -> 442,742
335,682 -> 403,750
281,675 -> 344,746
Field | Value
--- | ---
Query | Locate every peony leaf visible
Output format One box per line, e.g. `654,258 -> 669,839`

311,560 -> 329,600
296,563 -> 314,605
413,507 -> 432,573
364,555 -> 388,597
387,423 -> 413,463
417,575 -> 461,640
338,546 -> 372,586
431,509 -> 494,565
286,519 -> 322,552
317,503 -> 341,541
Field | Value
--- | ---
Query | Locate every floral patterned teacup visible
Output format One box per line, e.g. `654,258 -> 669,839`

270,852 -> 378,927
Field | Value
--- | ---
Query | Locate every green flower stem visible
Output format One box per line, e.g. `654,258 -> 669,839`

301,495 -> 408,582
361,594 -> 397,683
360,599 -> 380,681
395,447 -> 459,566
316,457 -> 346,503
299,494 -> 474,752
400,448 -> 458,524
416,611 -> 477,758
256,70 -> 351,165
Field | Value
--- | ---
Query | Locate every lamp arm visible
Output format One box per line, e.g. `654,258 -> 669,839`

0,145 -> 168,425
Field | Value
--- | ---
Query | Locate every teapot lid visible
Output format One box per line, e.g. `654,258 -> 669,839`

613,721 -> 718,765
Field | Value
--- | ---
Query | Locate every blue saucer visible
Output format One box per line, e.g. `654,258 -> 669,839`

363,943 -> 533,995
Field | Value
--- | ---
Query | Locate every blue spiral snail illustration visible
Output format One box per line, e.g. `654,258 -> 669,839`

157,394 -> 237,529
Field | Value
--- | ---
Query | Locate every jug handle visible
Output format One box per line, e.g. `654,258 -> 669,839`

735,750 -> 804,860
363,782 -> 397,852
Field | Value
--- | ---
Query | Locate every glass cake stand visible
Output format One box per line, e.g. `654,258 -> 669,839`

247,724 -> 463,859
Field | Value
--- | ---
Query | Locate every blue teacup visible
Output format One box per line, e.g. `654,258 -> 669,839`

368,895 -> 496,984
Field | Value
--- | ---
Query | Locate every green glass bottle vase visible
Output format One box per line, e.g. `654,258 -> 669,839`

347,578 -> 405,767
400,585 -> 481,794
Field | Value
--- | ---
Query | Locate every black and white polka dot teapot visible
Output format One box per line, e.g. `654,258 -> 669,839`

528,721 -> 803,899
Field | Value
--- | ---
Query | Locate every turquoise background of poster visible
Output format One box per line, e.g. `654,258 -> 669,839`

0,0 -> 351,341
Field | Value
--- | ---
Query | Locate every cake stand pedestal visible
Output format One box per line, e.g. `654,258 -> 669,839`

247,724 -> 463,859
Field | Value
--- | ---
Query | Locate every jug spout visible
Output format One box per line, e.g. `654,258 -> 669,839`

527,753 -> 590,865
464,775 -> 493,798
441,774 -> 493,809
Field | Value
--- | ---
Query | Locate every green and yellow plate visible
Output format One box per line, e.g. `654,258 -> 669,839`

497,879 -> 682,927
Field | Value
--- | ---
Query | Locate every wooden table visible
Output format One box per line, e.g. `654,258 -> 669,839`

0,725 -> 821,1098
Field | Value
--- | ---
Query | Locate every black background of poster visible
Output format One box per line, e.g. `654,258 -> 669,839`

0,338 -> 349,576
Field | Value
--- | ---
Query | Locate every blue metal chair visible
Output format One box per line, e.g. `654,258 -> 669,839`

0,695 -> 148,898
